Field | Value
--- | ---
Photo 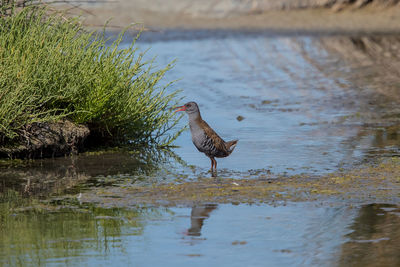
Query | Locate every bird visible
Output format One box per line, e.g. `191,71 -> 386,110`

175,101 -> 238,175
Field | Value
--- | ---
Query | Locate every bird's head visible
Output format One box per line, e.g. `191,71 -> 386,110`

174,101 -> 199,114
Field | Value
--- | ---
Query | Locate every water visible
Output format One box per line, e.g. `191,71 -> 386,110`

1,31 -> 400,266
133,31 -> 400,175
1,202 -> 399,266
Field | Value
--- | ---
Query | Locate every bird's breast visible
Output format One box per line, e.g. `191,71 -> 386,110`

191,128 -> 206,150
189,122 -> 207,150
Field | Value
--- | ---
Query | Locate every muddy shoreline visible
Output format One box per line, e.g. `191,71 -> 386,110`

3,150 -> 399,207
52,157 -> 400,207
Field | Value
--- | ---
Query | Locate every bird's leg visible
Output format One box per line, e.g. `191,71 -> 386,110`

211,158 -> 217,177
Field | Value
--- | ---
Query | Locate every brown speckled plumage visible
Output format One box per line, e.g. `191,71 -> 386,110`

175,101 -> 238,174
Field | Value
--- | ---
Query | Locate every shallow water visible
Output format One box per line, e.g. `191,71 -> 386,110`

133,31 -> 400,175
1,31 -> 400,266
1,202 -> 399,266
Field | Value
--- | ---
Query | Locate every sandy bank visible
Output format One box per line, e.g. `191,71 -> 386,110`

55,1 -> 400,33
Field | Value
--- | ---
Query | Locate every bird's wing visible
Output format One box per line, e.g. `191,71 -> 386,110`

199,120 -> 228,153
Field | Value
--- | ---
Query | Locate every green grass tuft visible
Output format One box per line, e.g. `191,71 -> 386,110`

0,2 -> 183,148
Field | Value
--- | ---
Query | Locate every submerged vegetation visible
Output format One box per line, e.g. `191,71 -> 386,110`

0,1 -> 182,157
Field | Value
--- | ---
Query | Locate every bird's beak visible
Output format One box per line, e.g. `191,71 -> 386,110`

174,105 -> 186,112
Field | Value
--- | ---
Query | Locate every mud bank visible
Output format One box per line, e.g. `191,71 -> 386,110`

75,158 -> 400,207
0,121 -> 89,159
58,1 -> 400,33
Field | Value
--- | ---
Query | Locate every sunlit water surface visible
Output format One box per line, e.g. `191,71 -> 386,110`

133,31 -> 399,175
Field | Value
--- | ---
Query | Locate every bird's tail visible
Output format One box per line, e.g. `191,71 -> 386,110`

225,140 -> 238,154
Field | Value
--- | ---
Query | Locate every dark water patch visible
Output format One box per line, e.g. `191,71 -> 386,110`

0,149 -> 186,198
339,203 -> 400,266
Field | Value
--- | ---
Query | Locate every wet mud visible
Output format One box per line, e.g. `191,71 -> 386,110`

67,158 -> 400,207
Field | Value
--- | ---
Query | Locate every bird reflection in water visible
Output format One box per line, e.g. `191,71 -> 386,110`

186,204 -> 218,237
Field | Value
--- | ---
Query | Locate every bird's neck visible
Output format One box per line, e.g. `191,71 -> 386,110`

188,111 -> 204,134
187,110 -> 202,124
